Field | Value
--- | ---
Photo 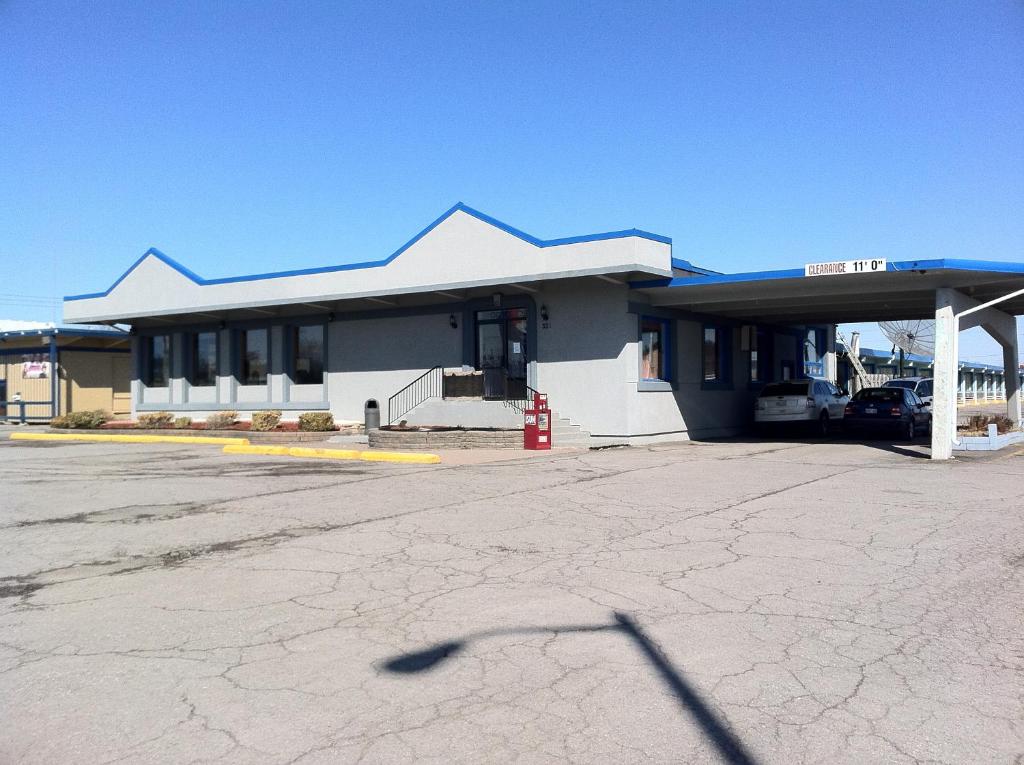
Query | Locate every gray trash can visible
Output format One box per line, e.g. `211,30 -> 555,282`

364,399 -> 380,431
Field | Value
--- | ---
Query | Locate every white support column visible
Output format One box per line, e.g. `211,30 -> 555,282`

932,290 -> 959,460
933,287 -> 1022,463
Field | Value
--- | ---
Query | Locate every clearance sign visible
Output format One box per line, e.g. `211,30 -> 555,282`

804,259 -> 887,277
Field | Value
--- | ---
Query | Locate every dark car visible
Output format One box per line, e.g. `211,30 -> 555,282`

843,387 -> 932,440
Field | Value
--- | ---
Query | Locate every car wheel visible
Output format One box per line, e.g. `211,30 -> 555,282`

818,411 -> 830,438
905,418 -> 916,441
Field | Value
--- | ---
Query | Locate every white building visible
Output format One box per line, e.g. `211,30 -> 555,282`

63,203 -> 1024,454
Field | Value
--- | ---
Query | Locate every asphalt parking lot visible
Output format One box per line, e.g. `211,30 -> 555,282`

1,437 -> 1022,764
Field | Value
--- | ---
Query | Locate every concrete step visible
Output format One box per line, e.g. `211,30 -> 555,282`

400,398 -> 522,429
549,411 -> 592,447
395,400 -> 594,447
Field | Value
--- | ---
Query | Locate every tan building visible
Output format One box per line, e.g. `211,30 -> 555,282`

0,326 -> 131,422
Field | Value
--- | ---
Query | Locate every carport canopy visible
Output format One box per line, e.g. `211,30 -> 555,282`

632,257 -> 1024,461
630,258 -> 1024,324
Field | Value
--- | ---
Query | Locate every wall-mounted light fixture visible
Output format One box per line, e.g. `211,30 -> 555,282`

328,312 -> 335,323
449,314 -> 458,329
540,305 -> 549,321
219,321 -> 227,330
492,292 -> 502,307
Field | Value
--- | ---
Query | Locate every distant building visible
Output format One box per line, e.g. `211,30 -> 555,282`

838,343 -> 1020,404
0,323 -> 131,421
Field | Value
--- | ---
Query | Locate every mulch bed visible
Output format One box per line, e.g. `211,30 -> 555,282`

100,420 -> 344,433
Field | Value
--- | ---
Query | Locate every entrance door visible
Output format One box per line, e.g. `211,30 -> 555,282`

476,308 -> 528,399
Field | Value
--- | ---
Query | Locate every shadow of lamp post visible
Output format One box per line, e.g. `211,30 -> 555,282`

382,611 -> 758,765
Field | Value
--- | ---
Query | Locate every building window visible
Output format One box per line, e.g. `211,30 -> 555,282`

239,328 -> 268,385
292,325 -> 324,385
703,327 -> 719,381
703,325 -> 731,386
143,335 -> 170,387
190,331 -> 218,387
641,317 -> 670,381
804,327 -> 825,377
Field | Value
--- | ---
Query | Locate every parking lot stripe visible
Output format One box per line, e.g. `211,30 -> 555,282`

222,443 -> 441,464
10,432 -> 251,446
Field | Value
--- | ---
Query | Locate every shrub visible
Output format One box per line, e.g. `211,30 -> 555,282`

137,411 -> 174,429
62,410 -> 110,429
967,414 -> 1015,434
70,409 -> 108,428
205,410 -> 238,430
251,410 -> 282,431
173,416 -> 193,429
50,415 -> 70,429
298,411 -> 335,431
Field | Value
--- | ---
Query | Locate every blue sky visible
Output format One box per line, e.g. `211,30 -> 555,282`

1,0 -> 1021,363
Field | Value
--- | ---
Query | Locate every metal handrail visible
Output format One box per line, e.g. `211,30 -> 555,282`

503,379 -> 542,414
0,400 -> 53,423
386,367 -> 546,423
387,366 -> 443,425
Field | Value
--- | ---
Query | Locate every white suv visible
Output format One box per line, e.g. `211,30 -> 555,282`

754,379 -> 850,436
882,377 -> 933,412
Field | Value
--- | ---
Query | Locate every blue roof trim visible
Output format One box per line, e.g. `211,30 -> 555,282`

842,344 -> 1007,372
671,257 -> 721,276
0,327 -> 128,340
65,202 -> 673,301
630,257 -> 1024,290
65,247 -> 207,301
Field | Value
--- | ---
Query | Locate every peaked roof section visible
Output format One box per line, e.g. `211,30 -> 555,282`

66,202 -> 674,301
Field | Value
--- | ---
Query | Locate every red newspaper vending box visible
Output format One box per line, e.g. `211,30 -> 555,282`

524,393 -> 552,450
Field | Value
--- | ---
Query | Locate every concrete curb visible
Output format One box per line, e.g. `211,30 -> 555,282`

10,432 -> 251,446
222,444 -> 441,464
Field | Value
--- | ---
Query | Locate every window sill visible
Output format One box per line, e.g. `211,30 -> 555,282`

137,401 -> 330,412
638,380 -> 674,392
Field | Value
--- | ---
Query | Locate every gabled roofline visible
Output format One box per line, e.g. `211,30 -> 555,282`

629,258 -> 1024,289
65,202 -> 674,301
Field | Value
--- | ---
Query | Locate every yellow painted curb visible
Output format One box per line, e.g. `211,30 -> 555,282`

222,443 -> 441,464
10,432 -> 250,446
357,450 -> 441,464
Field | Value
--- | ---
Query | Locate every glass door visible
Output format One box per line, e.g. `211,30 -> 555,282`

505,309 -> 527,399
475,308 -> 528,399
477,311 -> 507,399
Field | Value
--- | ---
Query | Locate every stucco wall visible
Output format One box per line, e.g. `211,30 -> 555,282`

531,280 -> 634,436
328,312 -> 462,423
62,351 -> 132,416
614,319 -> 754,441
120,281 -> 810,438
